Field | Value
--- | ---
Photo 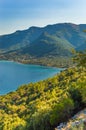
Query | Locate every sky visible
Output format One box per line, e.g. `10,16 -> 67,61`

0,0 -> 86,35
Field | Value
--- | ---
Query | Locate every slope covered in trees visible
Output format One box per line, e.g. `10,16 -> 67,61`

0,64 -> 86,130
0,23 -> 86,51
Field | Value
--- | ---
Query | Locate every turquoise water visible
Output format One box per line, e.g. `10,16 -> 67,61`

0,61 -> 62,95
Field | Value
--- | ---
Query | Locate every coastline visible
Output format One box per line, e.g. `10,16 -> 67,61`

0,60 -> 63,95
0,59 -> 62,69
0,56 -> 71,68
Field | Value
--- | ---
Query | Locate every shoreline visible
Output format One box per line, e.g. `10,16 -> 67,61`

0,58 -> 69,69
0,52 -> 73,68
0,60 -> 64,95
0,59 -> 60,68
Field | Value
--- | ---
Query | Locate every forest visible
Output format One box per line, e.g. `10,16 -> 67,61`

0,51 -> 85,130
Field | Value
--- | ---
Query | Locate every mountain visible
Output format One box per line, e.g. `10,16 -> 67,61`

0,23 -> 86,53
0,23 -> 86,67
0,26 -> 44,51
17,31 -> 73,57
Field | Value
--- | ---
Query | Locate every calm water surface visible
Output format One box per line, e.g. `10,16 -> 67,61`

0,61 -> 63,95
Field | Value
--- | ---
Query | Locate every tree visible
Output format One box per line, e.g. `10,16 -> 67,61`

50,98 -> 74,126
73,50 -> 86,68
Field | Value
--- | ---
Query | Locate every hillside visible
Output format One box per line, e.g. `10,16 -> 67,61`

0,23 -> 86,54
16,32 -> 73,57
0,23 -> 86,67
0,66 -> 86,130
0,27 -> 44,51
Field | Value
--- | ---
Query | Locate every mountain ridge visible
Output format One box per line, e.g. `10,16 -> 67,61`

0,23 -> 86,67
0,22 -> 86,51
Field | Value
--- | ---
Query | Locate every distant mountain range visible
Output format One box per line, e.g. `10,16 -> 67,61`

0,23 -> 86,58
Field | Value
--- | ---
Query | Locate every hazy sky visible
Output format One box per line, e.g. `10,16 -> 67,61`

0,0 -> 86,35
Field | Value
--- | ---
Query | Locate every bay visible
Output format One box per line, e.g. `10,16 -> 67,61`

0,61 -> 63,95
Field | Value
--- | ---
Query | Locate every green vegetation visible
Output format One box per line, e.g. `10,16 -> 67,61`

21,32 -> 73,57
70,121 -> 86,130
0,64 -> 85,129
0,52 -> 73,68
0,23 -> 86,51
1,23 -> 86,68
73,50 -> 86,68
0,24 -> 86,129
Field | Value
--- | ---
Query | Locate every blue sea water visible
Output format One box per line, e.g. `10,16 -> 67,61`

0,61 -> 63,95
